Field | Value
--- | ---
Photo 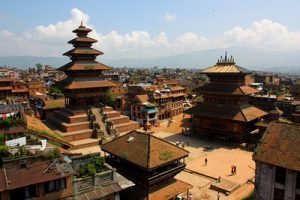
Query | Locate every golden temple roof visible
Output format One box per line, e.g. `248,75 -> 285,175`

202,52 -> 251,74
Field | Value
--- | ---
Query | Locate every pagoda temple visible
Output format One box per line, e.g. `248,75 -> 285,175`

186,53 -> 268,141
47,24 -> 139,153
58,22 -> 118,108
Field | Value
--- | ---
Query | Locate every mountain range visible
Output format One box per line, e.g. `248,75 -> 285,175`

0,47 -> 300,74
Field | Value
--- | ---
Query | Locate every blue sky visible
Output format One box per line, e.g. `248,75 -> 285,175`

1,0 -> 300,58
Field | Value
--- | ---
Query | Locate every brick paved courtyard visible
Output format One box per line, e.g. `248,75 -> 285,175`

152,114 -> 255,200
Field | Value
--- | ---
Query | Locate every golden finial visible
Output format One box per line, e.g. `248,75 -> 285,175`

80,20 -> 83,27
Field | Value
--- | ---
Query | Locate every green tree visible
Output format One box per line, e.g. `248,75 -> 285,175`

36,63 -> 43,73
105,91 -> 115,107
49,86 -> 63,94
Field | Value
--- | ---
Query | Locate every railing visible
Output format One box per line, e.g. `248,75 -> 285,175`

0,103 -> 22,112
73,165 -> 116,194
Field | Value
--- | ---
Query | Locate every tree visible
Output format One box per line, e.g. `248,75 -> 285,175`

105,91 -> 115,107
36,63 -> 43,73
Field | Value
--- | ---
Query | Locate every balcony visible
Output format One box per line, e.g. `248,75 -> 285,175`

73,164 -> 116,194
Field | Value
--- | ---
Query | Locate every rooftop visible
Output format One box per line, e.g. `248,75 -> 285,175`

0,158 -> 73,192
101,131 -> 189,170
253,121 -> 300,171
59,61 -> 111,71
185,103 -> 267,122
201,53 -> 251,74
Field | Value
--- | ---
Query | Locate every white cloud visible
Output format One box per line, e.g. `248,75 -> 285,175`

223,19 -> 300,50
163,12 -> 176,22
1,9 -> 300,59
1,30 -> 14,37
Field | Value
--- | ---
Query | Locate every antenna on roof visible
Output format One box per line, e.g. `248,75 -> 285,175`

225,51 -> 228,62
127,136 -> 135,142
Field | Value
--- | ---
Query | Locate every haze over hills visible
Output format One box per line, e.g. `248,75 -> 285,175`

1,47 -> 300,74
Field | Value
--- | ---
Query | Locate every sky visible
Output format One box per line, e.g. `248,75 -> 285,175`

1,0 -> 300,59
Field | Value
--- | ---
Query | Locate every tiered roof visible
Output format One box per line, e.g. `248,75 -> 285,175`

194,83 -> 258,95
185,103 -> 267,122
58,23 -> 111,73
186,53 -> 267,122
58,23 -> 117,90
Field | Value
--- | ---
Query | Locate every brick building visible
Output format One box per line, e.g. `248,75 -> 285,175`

28,80 -> 46,97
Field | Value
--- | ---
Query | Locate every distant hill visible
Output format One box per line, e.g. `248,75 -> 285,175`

1,47 -> 300,74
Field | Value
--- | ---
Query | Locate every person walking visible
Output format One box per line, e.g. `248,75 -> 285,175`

234,165 -> 237,175
205,157 -> 208,166
231,165 -> 234,175
217,192 -> 220,200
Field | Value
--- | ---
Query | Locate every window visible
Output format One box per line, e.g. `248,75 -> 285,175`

233,124 -> 238,132
297,172 -> 300,189
26,184 -> 39,198
273,188 -> 285,200
44,178 -> 67,193
275,167 -> 286,185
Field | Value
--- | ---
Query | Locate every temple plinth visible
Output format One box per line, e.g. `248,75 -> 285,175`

58,24 -> 117,109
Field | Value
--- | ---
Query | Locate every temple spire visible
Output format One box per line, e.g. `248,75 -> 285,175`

216,52 -> 235,65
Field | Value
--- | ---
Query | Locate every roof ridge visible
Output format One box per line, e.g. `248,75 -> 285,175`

150,134 -> 190,154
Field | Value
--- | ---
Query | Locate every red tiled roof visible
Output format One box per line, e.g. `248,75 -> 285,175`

149,179 -> 192,200
0,86 -> 12,90
0,78 -> 12,82
59,61 -> 111,71
62,80 -> 118,90
0,159 -> 73,192
136,94 -> 148,103
170,86 -> 185,91
68,37 -> 97,44
194,83 -> 258,95
63,48 -> 103,56
12,89 -> 28,93
185,103 -> 267,122
101,131 -> 189,170
73,26 -> 92,33
253,121 -> 300,171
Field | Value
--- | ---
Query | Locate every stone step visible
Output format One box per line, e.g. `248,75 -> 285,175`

48,116 -> 90,132
70,138 -> 101,150
114,121 -> 140,133
104,111 -> 121,118
54,110 -> 88,123
103,106 -> 113,112
107,115 -> 130,125
59,129 -> 94,142
91,107 -> 109,136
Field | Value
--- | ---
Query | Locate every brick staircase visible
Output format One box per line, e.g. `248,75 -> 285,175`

47,106 -> 140,153
47,108 -> 101,152
103,106 -> 140,134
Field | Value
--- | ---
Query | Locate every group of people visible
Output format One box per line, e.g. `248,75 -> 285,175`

231,165 -> 237,175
